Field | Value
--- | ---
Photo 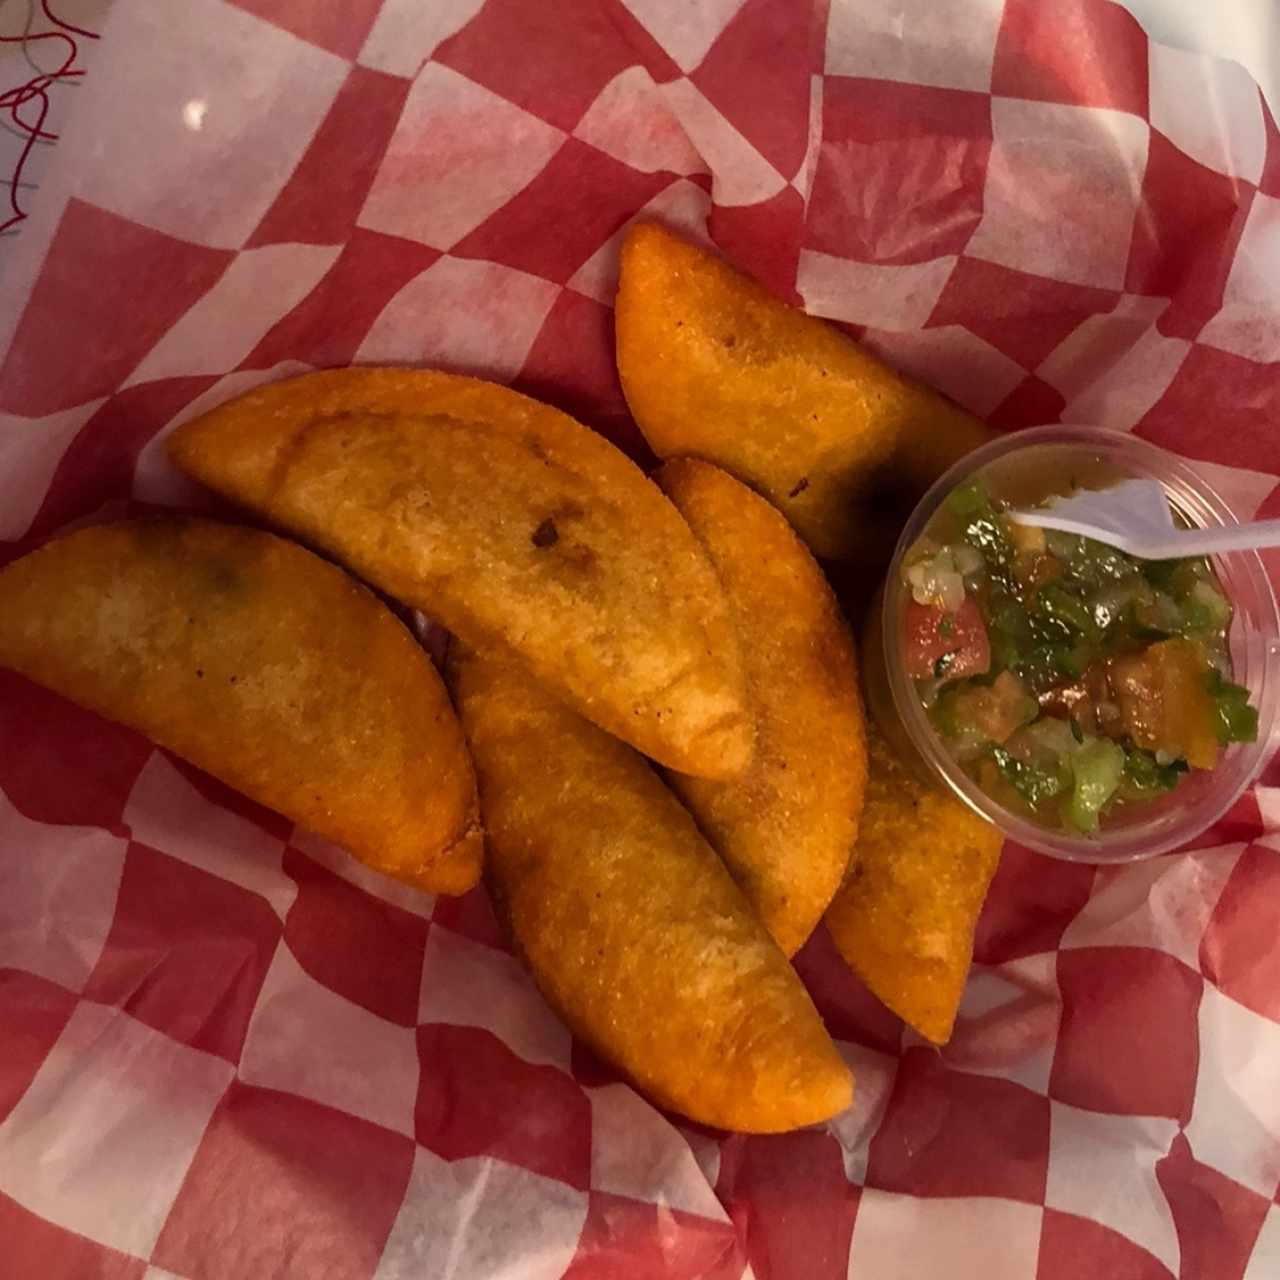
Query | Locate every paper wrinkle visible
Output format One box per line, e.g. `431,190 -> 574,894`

1147,40 -> 1268,184
847,1189 -> 1043,1280
123,753 -> 297,921
1060,326 -> 1193,431
659,78 -> 788,207
616,0 -> 750,74
1045,1101 -> 1182,1274
797,249 -> 957,331
830,1041 -> 899,1185
238,944 -> 420,1138
1034,295 -> 1172,400
123,243 -> 341,386
793,74 -> 826,206
573,65 -> 707,178
0,399 -> 106,541
1256,788 -> 1280,830
966,98 -> 1150,291
1060,845 -> 1243,966
374,1148 -> 586,1280
567,177 -> 713,305
289,827 -> 438,919
1241,1206 -> 1280,1280
589,1083 -> 729,1221
677,1121 -> 724,1191
940,954 -> 1061,1093
0,1001 -> 233,1259
860,325 -> 1026,418
1185,984 -> 1280,1196
418,927 -> 572,1071
131,361 -> 314,508
1197,192 -> 1280,363
356,61 -> 567,251
0,790 -> 127,992
824,0 -> 1004,91
354,254 -> 561,378
357,0 -> 487,78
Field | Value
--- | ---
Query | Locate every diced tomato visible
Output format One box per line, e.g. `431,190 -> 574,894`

1107,638 -> 1219,769
1040,662 -> 1120,738
949,670 -> 1037,744
904,596 -> 990,680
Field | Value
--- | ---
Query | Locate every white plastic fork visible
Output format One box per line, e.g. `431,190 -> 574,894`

1009,478 -> 1280,561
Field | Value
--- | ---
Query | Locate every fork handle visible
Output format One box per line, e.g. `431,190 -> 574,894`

1137,518 -> 1280,560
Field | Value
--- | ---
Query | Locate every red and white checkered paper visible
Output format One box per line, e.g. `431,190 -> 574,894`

2,1 -> 1279,1276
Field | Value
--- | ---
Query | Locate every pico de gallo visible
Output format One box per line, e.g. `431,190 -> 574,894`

901,480 -> 1258,834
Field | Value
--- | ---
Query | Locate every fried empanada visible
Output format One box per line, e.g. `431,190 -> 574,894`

657,459 -> 867,956
824,726 -> 1002,1044
615,222 -> 992,564
0,519 -> 481,894
449,643 -> 853,1133
169,368 -> 751,780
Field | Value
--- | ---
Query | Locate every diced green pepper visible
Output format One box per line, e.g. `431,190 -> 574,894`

1043,525 -> 1135,588
991,746 -> 1070,809
1133,590 -> 1183,638
986,593 -> 1032,671
1122,747 -> 1187,794
1178,584 -> 1232,636
1045,530 -> 1085,560
1177,600 -> 1214,634
1064,738 -> 1125,833
948,483 -> 1018,592
1034,584 -> 1099,642
1013,642 -> 1084,694
1064,541 -> 1133,588
1206,670 -> 1259,744
946,482 -> 992,521
1141,558 -> 1182,591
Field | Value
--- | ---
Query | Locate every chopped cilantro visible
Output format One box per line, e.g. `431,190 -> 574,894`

1123,748 -> 1187,794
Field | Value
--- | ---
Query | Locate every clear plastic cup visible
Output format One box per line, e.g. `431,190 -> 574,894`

863,424 -> 1280,863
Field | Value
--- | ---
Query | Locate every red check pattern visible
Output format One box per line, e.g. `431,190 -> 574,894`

2,1 -> 1279,1276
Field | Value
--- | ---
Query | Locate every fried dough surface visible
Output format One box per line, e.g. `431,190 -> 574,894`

658,459 -> 868,956
0,519 -> 481,893
616,223 -> 992,564
170,368 -> 751,780
825,727 -> 1002,1044
450,644 -> 853,1132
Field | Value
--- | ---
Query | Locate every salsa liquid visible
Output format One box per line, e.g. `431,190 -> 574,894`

901,478 -> 1258,834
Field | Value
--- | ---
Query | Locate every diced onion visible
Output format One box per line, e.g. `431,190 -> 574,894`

906,550 -> 966,612
1191,580 -> 1231,627
1025,717 -> 1078,759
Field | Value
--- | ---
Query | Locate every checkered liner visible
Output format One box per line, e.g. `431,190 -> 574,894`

2,1 -> 1279,1277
